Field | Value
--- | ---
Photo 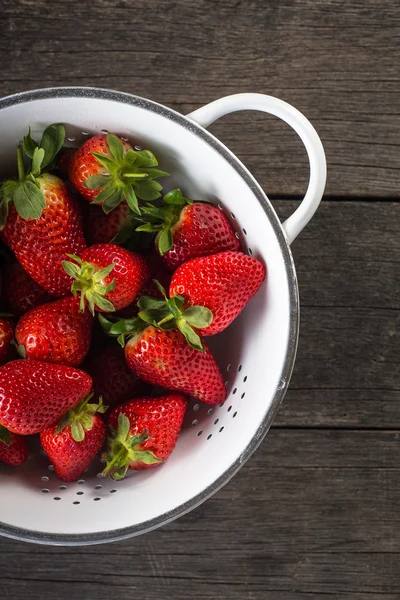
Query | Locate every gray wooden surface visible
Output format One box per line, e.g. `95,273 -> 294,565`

1,0 -> 399,598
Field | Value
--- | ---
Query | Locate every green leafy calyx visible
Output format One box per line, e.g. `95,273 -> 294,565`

98,313 -> 148,348
62,254 -> 116,316
102,413 -> 161,480
135,189 -> 193,255
99,280 -> 213,352
138,280 -> 212,351
85,133 -> 169,215
55,394 -> 108,443
0,124 -> 65,230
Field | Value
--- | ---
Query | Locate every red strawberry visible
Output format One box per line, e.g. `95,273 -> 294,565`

103,393 -> 187,479
0,125 -> 86,296
140,249 -> 172,295
63,243 -> 149,314
69,133 -> 168,213
1,174 -> 86,297
116,249 -> 172,319
170,251 -> 266,335
15,296 -> 92,366
0,318 -> 15,366
0,360 -> 92,435
2,262 -> 52,317
106,324 -> 226,405
58,148 -> 74,179
86,342 -> 147,407
40,394 -> 107,482
0,425 -> 28,466
137,189 -> 239,271
85,202 -> 134,245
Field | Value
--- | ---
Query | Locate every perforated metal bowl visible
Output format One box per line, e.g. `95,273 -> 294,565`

0,88 -> 326,545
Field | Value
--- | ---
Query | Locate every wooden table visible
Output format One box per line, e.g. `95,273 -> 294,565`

0,1 -> 399,598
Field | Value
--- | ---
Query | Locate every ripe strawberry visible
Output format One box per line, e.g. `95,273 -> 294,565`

69,133 -> 168,213
137,189 -> 240,270
126,328 -> 225,404
2,262 -> 52,317
102,317 -> 226,405
0,360 -> 92,435
15,296 -> 92,366
103,393 -> 187,479
86,342 -> 147,407
170,251 -> 266,335
63,243 -> 149,314
0,125 -> 86,296
1,174 -> 86,297
58,148 -> 74,179
0,425 -> 28,466
0,318 -> 15,366
84,202 -> 134,245
40,394 -> 107,482
116,249 -> 172,319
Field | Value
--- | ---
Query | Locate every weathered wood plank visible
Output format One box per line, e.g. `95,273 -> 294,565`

290,200 -> 400,311
273,200 -> 400,428
0,0 -> 399,597
0,0 -> 400,197
1,430 -> 400,598
276,388 -> 400,428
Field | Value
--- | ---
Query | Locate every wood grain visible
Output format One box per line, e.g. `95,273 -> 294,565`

2,431 -> 400,599
0,0 -> 400,197
274,200 -> 400,428
0,0 -> 399,598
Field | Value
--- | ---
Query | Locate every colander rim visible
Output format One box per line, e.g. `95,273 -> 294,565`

0,86 -> 299,546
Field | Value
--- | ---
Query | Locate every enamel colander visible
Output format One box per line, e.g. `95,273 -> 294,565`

0,88 -> 326,545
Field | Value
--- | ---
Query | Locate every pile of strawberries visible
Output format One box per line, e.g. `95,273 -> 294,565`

0,125 -> 265,482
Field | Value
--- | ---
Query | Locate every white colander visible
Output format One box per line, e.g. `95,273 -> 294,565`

0,88 -> 326,545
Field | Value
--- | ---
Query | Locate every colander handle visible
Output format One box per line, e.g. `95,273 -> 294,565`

186,93 -> 327,244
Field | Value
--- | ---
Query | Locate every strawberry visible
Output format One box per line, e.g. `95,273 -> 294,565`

125,328 -> 225,404
86,342 -> 147,407
58,148 -> 74,179
40,394 -> 107,482
115,249 -> 172,319
102,317 -> 226,405
0,359 -> 92,435
15,296 -> 92,366
84,202 -> 134,245
103,393 -> 187,479
137,189 -> 240,270
140,249 -> 172,295
0,425 -> 28,466
170,251 -> 266,335
0,318 -> 15,366
68,133 -> 168,214
1,174 -> 86,297
2,262 -> 52,317
0,125 -> 86,296
62,243 -> 149,314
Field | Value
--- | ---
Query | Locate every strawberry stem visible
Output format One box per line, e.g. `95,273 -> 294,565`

86,135 -> 169,214
135,281 -> 213,351
55,394 -> 108,442
17,146 -> 25,181
102,414 -> 161,479
156,314 -> 175,326
123,173 -> 148,179
62,255 -> 116,316
102,445 -> 130,480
